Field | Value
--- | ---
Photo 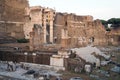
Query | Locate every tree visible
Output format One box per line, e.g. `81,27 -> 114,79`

100,19 -> 108,28
100,18 -> 120,29
100,20 -> 107,25
17,38 -> 29,43
108,18 -> 120,24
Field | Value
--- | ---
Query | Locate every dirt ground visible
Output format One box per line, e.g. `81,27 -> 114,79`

60,71 -> 91,80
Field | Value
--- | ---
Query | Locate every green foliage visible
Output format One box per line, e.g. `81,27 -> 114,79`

100,20 -> 108,28
100,20 -> 107,25
100,18 -> 120,29
17,38 -> 29,43
108,18 -> 120,24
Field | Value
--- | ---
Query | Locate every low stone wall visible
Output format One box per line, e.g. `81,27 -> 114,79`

0,51 -> 53,65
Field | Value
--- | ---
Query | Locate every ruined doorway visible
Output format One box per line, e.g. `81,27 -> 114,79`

91,37 -> 94,42
89,37 -> 94,44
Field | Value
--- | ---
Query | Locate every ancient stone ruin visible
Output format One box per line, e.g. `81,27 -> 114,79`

0,0 -> 29,39
0,0 -> 120,50
54,13 -> 107,48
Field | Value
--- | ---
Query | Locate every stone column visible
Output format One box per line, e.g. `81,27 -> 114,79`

24,52 -> 28,62
61,29 -> 68,48
44,19 -> 46,43
50,20 -> 53,43
29,32 -> 34,51
32,53 -> 36,63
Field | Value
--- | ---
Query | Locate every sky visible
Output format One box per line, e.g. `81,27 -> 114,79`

29,0 -> 120,20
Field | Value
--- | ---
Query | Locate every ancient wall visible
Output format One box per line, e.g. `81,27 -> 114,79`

53,13 -> 66,44
24,6 -> 42,39
0,0 -> 29,39
0,0 -> 5,21
54,13 -> 107,48
86,20 -> 107,46
0,32 -> 17,44
0,51 -> 52,65
106,27 -> 120,45
29,25 -> 44,51
24,6 -> 55,44
0,22 -> 25,39
0,0 -> 29,22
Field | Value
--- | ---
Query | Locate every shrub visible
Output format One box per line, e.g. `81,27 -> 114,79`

17,38 -> 29,43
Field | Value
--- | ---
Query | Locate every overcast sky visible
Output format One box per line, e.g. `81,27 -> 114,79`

29,0 -> 120,20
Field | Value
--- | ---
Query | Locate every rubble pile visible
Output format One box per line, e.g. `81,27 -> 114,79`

71,46 -> 110,64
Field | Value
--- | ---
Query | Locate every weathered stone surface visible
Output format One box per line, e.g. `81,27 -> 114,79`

106,27 -> 120,45
0,0 -> 29,39
25,6 -> 56,50
29,12 -> 110,50
0,32 -> 16,44
28,10 -> 120,51
0,22 -> 25,38
54,13 -> 107,48
29,25 -> 44,51
24,6 -> 55,44
0,0 -> 29,22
